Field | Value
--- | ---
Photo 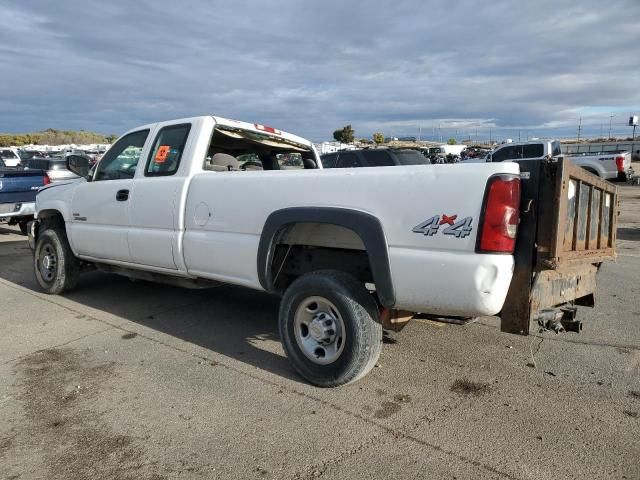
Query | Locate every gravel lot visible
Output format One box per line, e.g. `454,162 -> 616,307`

1,186 -> 639,480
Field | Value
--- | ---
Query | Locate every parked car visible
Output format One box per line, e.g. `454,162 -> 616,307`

0,148 -> 22,167
467,140 -> 633,181
20,157 -> 81,182
0,158 -> 50,233
28,115 -> 617,387
321,148 -> 430,168
564,150 -> 633,181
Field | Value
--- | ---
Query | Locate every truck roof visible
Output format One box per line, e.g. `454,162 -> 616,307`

125,115 -> 313,150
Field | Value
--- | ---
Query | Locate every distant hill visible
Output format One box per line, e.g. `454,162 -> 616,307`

0,128 -> 117,147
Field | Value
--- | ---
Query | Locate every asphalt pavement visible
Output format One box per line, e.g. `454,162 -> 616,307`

0,186 -> 639,480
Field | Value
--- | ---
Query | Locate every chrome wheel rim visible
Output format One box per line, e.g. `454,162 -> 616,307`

38,244 -> 57,282
294,296 -> 345,365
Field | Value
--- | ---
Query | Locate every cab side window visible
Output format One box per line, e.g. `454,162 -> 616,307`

94,130 -> 149,181
145,124 -> 191,176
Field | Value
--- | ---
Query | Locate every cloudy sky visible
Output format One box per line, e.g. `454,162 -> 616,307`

1,0 -> 640,141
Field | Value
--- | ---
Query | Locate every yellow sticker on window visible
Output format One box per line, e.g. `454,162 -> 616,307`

155,145 -> 171,163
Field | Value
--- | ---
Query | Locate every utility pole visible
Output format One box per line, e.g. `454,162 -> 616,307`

577,117 -> 582,142
608,114 -> 614,139
489,127 -> 492,144
438,123 -> 442,143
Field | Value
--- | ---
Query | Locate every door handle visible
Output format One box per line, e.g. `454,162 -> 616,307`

116,189 -> 129,201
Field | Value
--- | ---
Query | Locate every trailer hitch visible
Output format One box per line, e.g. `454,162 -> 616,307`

536,306 -> 582,334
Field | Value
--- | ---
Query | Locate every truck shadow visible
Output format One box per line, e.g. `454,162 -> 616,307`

0,246 -> 304,384
617,227 -> 640,242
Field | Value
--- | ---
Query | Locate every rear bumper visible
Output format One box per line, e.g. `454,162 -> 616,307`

389,247 -> 514,317
0,201 -> 36,221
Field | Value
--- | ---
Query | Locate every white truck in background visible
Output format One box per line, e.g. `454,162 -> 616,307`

0,148 -> 22,167
28,116 -> 617,387
483,140 -> 633,181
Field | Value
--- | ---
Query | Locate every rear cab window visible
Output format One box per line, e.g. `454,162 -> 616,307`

203,124 -> 317,172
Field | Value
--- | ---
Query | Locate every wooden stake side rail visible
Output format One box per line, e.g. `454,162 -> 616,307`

500,158 -> 619,335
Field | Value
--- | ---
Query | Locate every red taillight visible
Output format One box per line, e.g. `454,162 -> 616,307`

43,174 -> 51,185
477,175 -> 521,254
254,123 -> 281,135
615,156 -> 625,172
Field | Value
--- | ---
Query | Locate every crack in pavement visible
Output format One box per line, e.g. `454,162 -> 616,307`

0,278 -> 521,480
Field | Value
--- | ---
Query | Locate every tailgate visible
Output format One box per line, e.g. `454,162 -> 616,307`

0,170 -> 45,204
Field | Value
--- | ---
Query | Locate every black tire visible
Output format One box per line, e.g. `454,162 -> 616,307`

279,270 -> 382,387
34,227 -> 80,294
18,220 -> 29,235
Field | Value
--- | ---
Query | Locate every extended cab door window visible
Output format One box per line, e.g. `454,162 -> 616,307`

145,123 -> 191,176
94,130 -> 149,181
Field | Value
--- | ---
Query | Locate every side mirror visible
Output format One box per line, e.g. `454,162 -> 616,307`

67,155 -> 90,179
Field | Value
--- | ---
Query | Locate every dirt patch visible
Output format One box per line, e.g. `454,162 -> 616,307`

121,332 -> 138,340
9,348 -> 155,480
393,394 -> 411,403
623,410 -> 639,419
450,378 -> 492,397
374,401 -> 402,419
629,390 -> 640,400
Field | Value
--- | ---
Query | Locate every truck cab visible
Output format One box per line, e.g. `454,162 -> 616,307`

490,140 -> 562,162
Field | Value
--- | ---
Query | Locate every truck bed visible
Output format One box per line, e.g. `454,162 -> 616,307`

0,169 -> 47,211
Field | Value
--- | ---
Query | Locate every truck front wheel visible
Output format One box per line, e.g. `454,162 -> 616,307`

279,270 -> 382,387
34,227 -> 80,294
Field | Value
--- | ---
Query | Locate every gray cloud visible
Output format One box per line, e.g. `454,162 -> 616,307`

1,0 -> 639,141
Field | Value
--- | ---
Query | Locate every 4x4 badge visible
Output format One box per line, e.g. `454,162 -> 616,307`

413,214 -> 473,238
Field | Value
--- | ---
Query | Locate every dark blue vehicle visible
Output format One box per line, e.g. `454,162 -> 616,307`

0,157 -> 50,234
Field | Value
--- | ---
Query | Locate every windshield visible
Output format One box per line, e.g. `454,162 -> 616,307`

0,149 -> 18,159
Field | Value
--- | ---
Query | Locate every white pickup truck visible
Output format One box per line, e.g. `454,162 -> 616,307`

29,116 -> 618,386
485,140 -> 633,181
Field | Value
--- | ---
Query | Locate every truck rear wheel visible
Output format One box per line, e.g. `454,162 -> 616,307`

34,227 -> 80,294
279,270 -> 382,387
